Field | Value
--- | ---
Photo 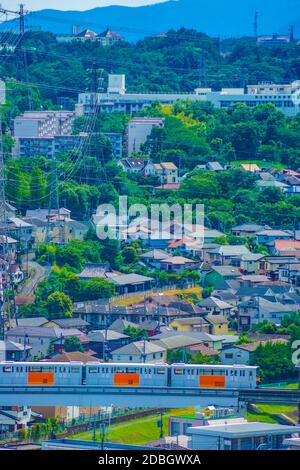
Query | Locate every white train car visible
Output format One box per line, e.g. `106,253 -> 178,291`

0,362 -> 83,386
85,363 -> 169,387
170,364 -> 257,389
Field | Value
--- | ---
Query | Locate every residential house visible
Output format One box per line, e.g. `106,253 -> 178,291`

240,163 -> 260,172
88,329 -> 130,357
152,162 -> 179,185
205,245 -> 251,266
4,326 -> 64,357
17,317 -> 48,327
204,265 -> 241,287
240,253 -> 265,274
63,220 -> 89,243
259,256 -> 299,279
255,229 -> 293,246
149,331 -> 225,352
159,256 -> 198,274
106,273 -> 154,295
0,235 -> 18,261
140,249 -> 170,269
205,161 -> 225,172
109,319 -> 139,334
111,340 -> 166,363
197,296 -> 233,317
0,407 -> 32,436
221,336 -> 289,365
169,317 -> 210,333
205,315 -> 228,335
118,158 -> 149,174
238,297 -> 296,330
273,239 -> 300,257
0,339 -> 31,361
167,236 -> 203,257
97,28 -> 124,46
78,263 -> 112,280
45,318 -> 90,330
186,343 -> 220,359
278,263 -> 300,286
231,224 -> 271,237
238,274 -> 271,287
139,320 -> 161,337
22,217 -> 48,245
256,180 -> 289,191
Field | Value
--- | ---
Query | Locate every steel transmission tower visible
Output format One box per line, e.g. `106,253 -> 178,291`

0,4 -> 28,35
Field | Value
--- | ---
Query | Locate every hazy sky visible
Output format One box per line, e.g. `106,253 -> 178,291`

8,0 -> 169,12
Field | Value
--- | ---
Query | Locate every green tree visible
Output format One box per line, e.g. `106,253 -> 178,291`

64,336 -> 84,353
45,291 -> 72,319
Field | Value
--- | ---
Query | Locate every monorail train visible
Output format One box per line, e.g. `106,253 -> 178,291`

0,362 -> 258,389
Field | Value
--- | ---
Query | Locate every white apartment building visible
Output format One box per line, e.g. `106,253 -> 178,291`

127,117 -> 165,156
77,74 -> 300,117
13,110 -> 76,138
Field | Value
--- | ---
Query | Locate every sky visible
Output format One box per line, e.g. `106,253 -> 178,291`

8,0 -> 169,12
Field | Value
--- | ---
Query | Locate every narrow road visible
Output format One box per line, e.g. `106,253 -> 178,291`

18,260 -> 48,296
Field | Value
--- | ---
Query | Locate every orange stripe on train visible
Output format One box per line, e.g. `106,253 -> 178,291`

28,372 -> 55,386
199,375 -> 225,388
113,373 -> 140,386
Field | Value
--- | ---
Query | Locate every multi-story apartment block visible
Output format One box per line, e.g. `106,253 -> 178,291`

127,117 -> 165,156
14,134 -> 86,159
13,110 -> 76,138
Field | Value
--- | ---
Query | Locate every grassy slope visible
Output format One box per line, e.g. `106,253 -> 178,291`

70,408 -> 194,445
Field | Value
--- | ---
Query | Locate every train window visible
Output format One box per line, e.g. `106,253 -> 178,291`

174,368 -> 183,375
157,368 -> 165,375
30,366 -> 53,373
3,366 -> 12,372
70,367 -> 80,373
89,367 -> 98,373
249,371 -> 253,377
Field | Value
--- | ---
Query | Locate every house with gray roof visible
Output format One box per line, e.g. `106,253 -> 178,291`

231,223 -> 271,237
0,339 -> 32,361
140,249 -> 169,269
197,296 -> 234,317
5,326 -> 63,357
105,273 -> 154,294
111,340 -> 166,363
88,329 -> 130,357
205,245 -> 251,266
17,317 -> 48,328
238,297 -> 297,330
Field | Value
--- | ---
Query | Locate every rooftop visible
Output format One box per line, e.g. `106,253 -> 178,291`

187,422 -> 300,437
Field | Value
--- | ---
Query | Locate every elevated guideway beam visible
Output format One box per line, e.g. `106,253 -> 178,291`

0,386 -> 240,408
0,386 -> 299,409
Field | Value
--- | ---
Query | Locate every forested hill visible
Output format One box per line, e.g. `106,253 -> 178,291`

0,0 -> 299,40
1,29 -> 300,111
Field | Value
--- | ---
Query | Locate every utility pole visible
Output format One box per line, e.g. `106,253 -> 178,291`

46,141 -> 62,245
254,11 -> 258,39
0,114 -> 16,339
198,51 -> 206,88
